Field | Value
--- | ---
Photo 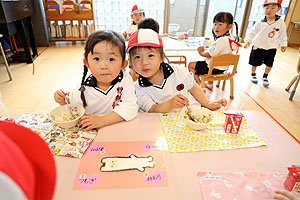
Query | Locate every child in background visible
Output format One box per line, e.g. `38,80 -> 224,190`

244,0 -> 287,87
122,4 -> 145,40
138,17 -> 160,33
54,30 -> 138,130
127,29 -> 227,113
188,12 -> 241,90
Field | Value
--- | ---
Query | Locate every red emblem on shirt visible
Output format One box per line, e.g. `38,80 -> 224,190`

268,28 -> 279,38
176,83 -> 185,91
112,87 -> 123,109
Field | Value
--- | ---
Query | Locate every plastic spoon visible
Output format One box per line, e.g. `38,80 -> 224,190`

59,89 -> 76,119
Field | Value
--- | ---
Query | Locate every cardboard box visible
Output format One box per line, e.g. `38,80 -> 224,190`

224,111 -> 243,134
284,165 -> 300,192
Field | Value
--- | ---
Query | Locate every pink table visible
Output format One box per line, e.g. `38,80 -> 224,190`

53,110 -> 300,200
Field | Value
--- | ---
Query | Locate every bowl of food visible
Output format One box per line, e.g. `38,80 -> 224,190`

181,106 -> 214,130
49,105 -> 85,129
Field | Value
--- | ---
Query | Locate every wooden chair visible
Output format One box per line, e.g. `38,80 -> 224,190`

285,53 -> 300,92
165,55 -> 187,67
129,66 -> 139,82
0,34 -> 12,81
216,47 -> 240,89
161,33 -> 187,67
199,53 -> 240,99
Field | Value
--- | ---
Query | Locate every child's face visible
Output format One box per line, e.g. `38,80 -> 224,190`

130,47 -> 164,81
131,12 -> 145,25
264,4 -> 280,18
84,41 -> 128,89
213,21 -> 232,36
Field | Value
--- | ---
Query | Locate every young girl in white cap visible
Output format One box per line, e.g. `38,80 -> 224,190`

122,4 -> 145,40
244,0 -> 287,87
54,30 -> 138,130
127,29 -> 227,113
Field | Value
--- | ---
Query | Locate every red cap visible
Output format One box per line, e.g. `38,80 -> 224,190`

263,0 -> 282,5
127,29 -> 163,52
131,4 -> 144,15
0,121 -> 56,200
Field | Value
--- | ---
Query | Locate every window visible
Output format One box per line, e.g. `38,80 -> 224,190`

93,0 -> 165,33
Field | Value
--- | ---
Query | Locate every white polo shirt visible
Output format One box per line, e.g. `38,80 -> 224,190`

134,63 -> 200,112
244,15 -> 287,50
205,35 -> 236,70
124,24 -> 138,40
70,71 -> 138,121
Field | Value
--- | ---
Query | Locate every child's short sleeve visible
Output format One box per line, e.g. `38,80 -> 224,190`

176,65 -> 195,90
134,85 -> 156,112
69,86 -> 84,106
112,73 -> 138,121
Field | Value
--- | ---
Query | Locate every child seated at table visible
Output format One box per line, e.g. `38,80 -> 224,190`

188,12 -> 241,90
122,4 -> 145,40
54,30 -> 138,130
127,28 -> 227,113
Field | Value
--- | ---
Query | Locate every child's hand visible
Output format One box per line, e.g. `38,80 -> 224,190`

244,42 -> 251,49
198,46 -> 205,53
54,90 -> 69,105
169,94 -> 189,109
206,98 -> 227,111
79,114 -> 102,131
281,46 -> 287,52
122,31 -> 127,38
273,190 -> 300,200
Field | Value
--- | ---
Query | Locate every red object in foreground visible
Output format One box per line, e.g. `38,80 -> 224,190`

2,117 -> 15,123
284,165 -> 300,192
176,83 -> 184,91
0,121 -> 56,200
224,111 -> 243,134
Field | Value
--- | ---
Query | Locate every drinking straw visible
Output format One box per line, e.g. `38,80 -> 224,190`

230,115 -> 237,133
0,102 -> 10,119
238,92 -> 245,113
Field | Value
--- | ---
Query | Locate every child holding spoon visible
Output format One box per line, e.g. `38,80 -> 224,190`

127,29 -> 227,113
54,30 -> 138,130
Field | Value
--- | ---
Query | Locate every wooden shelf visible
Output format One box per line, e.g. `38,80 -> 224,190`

49,38 -> 87,42
43,0 -> 95,44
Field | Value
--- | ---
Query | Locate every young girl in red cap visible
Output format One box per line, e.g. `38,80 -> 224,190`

123,4 -> 145,40
54,30 -> 138,130
127,29 -> 227,113
244,0 -> 287,87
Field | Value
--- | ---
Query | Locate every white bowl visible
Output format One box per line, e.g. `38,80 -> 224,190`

181,106 -> 214,130
49,105 -> 85,129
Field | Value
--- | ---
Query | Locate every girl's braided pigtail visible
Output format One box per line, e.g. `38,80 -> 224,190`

80,65 -> 88,107
234,21 -> 239,42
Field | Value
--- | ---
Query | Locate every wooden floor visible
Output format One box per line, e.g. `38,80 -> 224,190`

1,43 -> 300,143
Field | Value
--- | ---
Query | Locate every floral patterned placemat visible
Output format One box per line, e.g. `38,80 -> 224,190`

1,113 -> 97,158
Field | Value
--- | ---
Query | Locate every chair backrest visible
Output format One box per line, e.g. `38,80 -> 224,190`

207,53 -> 240,77
297,53 -> 300,73
165,55 -> 187,67
234,46 -> 240,55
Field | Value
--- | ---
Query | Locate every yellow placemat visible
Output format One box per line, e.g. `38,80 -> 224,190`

159,111 -> 266,152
